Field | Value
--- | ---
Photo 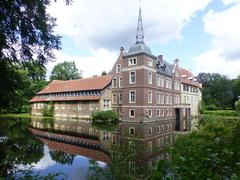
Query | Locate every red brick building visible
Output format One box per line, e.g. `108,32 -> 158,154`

30,76 -> 112,118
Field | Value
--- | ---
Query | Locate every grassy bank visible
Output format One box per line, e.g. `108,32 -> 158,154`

0,113 -> 54,119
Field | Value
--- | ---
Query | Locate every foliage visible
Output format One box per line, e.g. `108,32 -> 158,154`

49,150 -> 75,165
50,61 -> 82,80
0,61 -> 47,113
0,117 -> 44,177
91,110 -> 119,123
235,100 -> 240,116
152,113 -> 240,179
42,102 -> 54,117
197,73 -> 235,110
101,71 -> 108,76
0,0 -> 62,64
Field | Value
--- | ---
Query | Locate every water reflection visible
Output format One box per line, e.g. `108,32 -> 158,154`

0,117 -> 175,179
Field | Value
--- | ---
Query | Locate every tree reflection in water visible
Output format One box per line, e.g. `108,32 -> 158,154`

0,117 -> 44,177
49,150 -> 75,165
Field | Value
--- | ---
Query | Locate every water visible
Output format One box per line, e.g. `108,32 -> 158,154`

0,116 -> 170,179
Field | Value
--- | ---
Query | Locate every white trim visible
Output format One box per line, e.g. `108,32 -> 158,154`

129,71 -> 136,84
122,65 -> 156,72
129,90 -> 136,103
129,109 -> 135,118
128,57 -> 137,66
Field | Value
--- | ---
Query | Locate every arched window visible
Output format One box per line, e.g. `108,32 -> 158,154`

129,127 -> 135,135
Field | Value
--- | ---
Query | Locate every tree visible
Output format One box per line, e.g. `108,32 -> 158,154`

101,71 -> 107,76
50,61 -> 82,80
197,73 -> 234,109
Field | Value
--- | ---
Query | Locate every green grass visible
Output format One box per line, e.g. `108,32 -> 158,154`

0,113 -> 54,119
203,110 -> 238,117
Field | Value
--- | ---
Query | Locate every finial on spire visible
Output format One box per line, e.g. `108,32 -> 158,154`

136,0 -> 144,44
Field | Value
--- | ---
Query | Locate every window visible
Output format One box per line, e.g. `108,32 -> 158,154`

169,109 -> 172,116
169,94 -> 172,105
147,109 -> 152,117
169,124 -> 173,130
161,109 -> 164,116
129,127 -> 135,135
160,137 -> 165,147
157,109 -> 160,117
112,93 -> 117,104
157,74 -> 160,86
166,94 -> 169,104
169,79 -> 172,89
148,141 -> 153,153
90,104 -> 94,110
160,93 -> 164,104
129,141 -> 136,153
147,58 -> 153,67
157,92 -> 160,104
119,93 -> 122,104
148,127 -> 152,135
166,109 -> 169,116
165,78 -> 168,88
129,109 -> 135,117
129,161 -> 135,174
119,77 -> 122,87
129,71 -> 136,84
129,90 -> 136,103
161,125 -> 164,132
112,78 -> 117,88
157,126 -> 161,133
148,91 -> 152,103
160,76 -> 164,87
116,64 -> 121,73
128,57 -> 137,66
103,99 -> 110,110
148,71 -> 152,84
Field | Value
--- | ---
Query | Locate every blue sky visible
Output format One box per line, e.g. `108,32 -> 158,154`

47,0 -> 240,79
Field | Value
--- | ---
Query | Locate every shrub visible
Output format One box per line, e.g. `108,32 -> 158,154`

92,110 -> 119,122
235,100 -> 240,116
42,102 -> 54,117
204,104 -> 218,110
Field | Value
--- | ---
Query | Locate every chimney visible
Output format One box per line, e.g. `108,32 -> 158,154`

158,55 -> 163,61
120,47 -> 125,55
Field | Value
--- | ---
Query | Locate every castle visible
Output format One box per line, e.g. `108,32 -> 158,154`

30,5 -> 202,131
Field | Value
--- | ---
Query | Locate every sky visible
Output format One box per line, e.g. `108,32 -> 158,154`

47,0 -> 240,79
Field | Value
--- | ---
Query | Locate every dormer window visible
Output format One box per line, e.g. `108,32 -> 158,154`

128,57 -> 137,66
147,58 -> 153,67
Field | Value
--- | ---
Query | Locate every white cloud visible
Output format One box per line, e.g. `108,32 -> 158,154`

47,49 -> 117,79
48,0 -> 211,51
192,49 -> 240,78
222,0 -> 240,5
203,4 -> 240,60
193,4 -> 240,78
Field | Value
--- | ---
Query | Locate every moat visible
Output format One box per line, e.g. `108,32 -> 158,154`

0,116 -> 177,179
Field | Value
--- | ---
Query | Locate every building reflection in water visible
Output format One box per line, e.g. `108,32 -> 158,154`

30,117 -> 174,179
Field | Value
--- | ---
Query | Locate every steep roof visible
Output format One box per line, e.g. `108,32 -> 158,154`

37,75 -> 112,94
180,68 -> 202,88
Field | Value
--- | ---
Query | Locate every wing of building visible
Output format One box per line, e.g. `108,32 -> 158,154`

29,76 -> 112,118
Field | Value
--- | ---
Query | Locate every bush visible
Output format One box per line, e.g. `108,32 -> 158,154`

204,104 -> 218,110
42,102 -> 54,117
235,100 -> 240,116
91,110 -> 119,123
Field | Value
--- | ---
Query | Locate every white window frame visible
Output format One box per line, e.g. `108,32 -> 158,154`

157,92 -> 160,104
112,77 -> 117,88
129,109 -> 135,118
112,93 -> 117,104
119,77 -> 122,87
161,109 -> 164,116
129,90 -> 136,103
147,58 -> 153,67
119,93 -> 122,104
148,71 -> 152,84
157,74 -> 160,86
147,109 -> 152,117
157,109 -> 161,117
148,91 -> 152,104
129,71 -> 136,84
160,76 -> 164,87
128,57 -> 137,66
